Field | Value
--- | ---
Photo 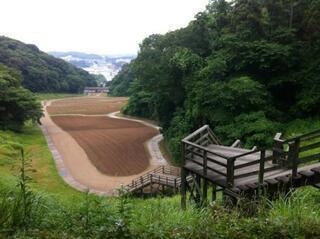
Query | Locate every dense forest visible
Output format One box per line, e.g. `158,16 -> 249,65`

0,36 -> 97,93
110,0 -> 320,163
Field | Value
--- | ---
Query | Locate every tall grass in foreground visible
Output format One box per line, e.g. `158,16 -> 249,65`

1,160 -> 320,238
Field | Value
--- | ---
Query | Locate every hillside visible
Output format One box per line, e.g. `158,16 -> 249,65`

49,51 -> 135,82
0,36 -> 97,93
112,0 -> 320,162
109,63 -> 135,96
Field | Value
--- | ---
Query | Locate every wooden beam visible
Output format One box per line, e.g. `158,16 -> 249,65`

227,159 -> 235,188
181,167 -> 187,210
212,184 -> 217,201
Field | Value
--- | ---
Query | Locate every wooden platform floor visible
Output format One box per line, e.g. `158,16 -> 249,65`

185,144 -> 320,188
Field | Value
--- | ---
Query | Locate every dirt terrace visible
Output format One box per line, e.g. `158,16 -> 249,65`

47,97 -> 127,115
51,115 -> 158,176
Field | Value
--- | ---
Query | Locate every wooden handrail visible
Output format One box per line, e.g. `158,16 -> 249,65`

229,148 -> 262,161
231,139 -> 241,148
207,127 -> 222,145
183,125 -> 209,141
299,141 -> 320,152
185,148 -> 227,167
283,129 -> 320,143
183,140 -> 229,159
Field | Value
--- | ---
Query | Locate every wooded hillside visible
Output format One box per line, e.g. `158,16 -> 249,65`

110,0 -> 320,163
0,36 -> 97,93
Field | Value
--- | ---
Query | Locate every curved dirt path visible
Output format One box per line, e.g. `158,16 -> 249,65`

40,98 -> 167,196
108,111 -> 167,166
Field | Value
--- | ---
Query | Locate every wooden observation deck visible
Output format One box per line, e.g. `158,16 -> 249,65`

181,125 -> 320,208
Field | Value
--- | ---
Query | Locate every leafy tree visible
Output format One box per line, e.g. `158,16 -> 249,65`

109,64 -> 135,96
0,64 -> 42,131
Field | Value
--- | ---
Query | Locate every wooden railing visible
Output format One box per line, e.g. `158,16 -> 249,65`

183,125 -> 221,146
228,129 -> 320,187
276,129 -> 320,177
124,165 -> 181,193
182,125 -> 228,183
182,126 -> 320,189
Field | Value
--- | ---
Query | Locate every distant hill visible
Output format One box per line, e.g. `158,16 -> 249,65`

49,51 -> 135,81
0,36 -> 97,93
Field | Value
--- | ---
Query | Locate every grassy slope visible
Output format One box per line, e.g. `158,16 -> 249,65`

0,93 -> 85,202
0,93 -> 320,237
0,123 -> 83,202
35,93 -> 84,101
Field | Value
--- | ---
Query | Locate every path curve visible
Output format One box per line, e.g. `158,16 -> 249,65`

107,111 -> 167,166
40,99 -> 167,196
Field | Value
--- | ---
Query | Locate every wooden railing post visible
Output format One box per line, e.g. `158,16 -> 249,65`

203,150 -> 207,176
259,150 -> 265,186
227,158 -> 235,188
273,133 -> 283,164
181,167 -> 187,210
202,150 -> 208,204
288,139 -> 300,178
182,141 -> 186,164
212,184 -> 217,201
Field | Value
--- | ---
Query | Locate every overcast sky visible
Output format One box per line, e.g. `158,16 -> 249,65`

0,0 -> 208,55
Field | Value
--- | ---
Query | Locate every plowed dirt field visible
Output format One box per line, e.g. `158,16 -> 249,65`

51,115 -> 158,176
47,97 -> 127,115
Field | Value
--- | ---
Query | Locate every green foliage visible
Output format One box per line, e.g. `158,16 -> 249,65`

216,112 -> 280,147
112,0 -> 320,162
0,64 -> 42,131
0,36 -> 97,93
109,64 -> 135,96
0,145 -> 44,233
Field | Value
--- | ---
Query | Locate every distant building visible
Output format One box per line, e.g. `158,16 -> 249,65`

83,87 -> 109,94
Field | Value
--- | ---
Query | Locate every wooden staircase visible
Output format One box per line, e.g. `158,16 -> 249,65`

123,165 -> 191,194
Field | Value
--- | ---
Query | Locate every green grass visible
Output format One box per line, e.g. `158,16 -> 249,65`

284,117 -> 320,137
0,123 -> 83,203
35,93 -> 83,101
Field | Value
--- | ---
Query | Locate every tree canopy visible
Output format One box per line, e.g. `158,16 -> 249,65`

0,36 -> 97,93
109,63 -> 135,96
0,64 -> 42,131
110,0 -> 320,163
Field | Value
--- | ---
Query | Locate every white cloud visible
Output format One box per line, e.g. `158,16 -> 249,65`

0,0 -> 208,54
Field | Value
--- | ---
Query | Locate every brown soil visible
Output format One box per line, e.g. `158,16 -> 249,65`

51,115 -> 158,176
47,97 -> 127,115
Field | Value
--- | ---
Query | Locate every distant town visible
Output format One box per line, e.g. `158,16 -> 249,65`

49,51 -> 135,81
